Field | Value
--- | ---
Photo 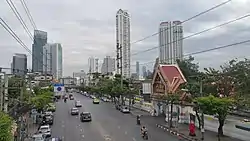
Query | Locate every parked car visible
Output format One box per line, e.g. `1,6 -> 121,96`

32,133 -> 46,141
80,112 -> 92,122
75,100 -> 82,107
44,115 -> 54,125
38,125 -> 51,138
71,107 -> 79,115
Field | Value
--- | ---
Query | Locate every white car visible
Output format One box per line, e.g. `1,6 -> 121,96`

32,134 -> 45,141
38,125 -> 51,138
75,100 -> 82,107
121,106 -> 130,113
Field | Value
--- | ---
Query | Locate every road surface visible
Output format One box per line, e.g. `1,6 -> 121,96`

51,93 -> 179,141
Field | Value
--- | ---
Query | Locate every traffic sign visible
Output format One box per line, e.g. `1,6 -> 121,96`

54,83 -> 65,92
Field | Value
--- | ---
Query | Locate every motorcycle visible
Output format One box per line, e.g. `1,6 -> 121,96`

142,131 -> 148,140
136,115 -> 141,125
64,98 -> 67,103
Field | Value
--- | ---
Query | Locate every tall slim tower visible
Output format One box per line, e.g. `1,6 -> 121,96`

116,9 -> 131,78
159,21 -> 183,64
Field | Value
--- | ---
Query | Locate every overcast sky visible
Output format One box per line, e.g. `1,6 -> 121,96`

1,0 -> 250,76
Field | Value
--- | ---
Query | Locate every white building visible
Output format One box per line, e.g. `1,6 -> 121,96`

43,43 -> 63,79
88,57 -> 99,73
116,9 -> 131,78
101,56 -> 115,75
159,21 -> 183,64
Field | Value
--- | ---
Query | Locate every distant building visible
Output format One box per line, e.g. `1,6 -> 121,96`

43,43 -> 63,79
136,61 -> 140,79
142,66 -> 147,78
88,57 -> 99,73
159,21 -> 183,64
101,56 -> 115,75
12,53 -> 27,76
32,30 -> 47,73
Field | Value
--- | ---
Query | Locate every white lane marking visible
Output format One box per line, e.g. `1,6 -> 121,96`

62,136 -> 64,139
82,135 -> 85,138
61,121 -> 64,123
80,129 -> 84,132
125,131 -> 127,135
118,126 -> 120,129
62,125 -> 65,128
132,137 -> 136,141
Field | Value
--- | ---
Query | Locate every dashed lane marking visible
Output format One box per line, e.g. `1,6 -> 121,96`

118,126 -> 120,129
125,131 -> 127,135
132,137 -> 136,141
62,125 -> 65,128
82,135 -> 85,138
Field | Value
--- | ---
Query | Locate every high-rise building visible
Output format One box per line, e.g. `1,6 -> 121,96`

142,66 -> 147,78
101,56 -> 115,75
88,57 -> 99,73
136,61 -> 140,78
159,21 -> 183,64
32,30 -> 47,73
12,53 -> 27,76
116,9 -> 131,78
43,43 -> 63,79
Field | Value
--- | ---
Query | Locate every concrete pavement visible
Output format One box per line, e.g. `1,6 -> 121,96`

51,93 -> 179,141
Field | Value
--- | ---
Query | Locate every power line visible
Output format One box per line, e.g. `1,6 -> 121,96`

0,18 -> 51,75
131,13 -> 250,56
20,0 -> 37,30
130,0 -> 232,45
5,0 -> 33,40
134,39 -> 250,66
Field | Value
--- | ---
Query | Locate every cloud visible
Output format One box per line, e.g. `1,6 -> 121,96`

1,0 -> 250,76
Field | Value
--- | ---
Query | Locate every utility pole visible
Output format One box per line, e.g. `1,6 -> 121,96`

19,80 -> 24,141
200,79 -> 205,140
0,73 -> 3,111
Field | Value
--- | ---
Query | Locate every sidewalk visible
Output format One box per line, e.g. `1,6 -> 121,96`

24,118 -> 38,141
131,106 -> 243,141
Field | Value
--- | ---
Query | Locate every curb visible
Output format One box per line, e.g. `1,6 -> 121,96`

156,124 -> 199,141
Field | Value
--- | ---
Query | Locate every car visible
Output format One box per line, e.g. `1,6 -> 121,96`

47,137 -> 63,141
38,125 -> 51,138
71,108 -> 79,115
32,133 -> 46,141
93,98 -> 100,104
75,100 -> 82,107
44,115 -> 54,125
121,106 -> 130,113
80,112 -> 92,122
69,94 -> 74,100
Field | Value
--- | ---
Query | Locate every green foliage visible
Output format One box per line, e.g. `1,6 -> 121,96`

0,112 -> 13,141
7,77 -> 23,99
31,87 -> 53,110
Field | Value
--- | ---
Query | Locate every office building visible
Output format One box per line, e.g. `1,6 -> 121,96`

101,56 -> 115,75
116,9 -> 131,78
88,57 -> 99,73
43,43 -> 63,79
12,53 -> 27,76
142,66 -> 147,78
136,61 -> 140,78
159,21 -> 183,64
32,30 -> 47,73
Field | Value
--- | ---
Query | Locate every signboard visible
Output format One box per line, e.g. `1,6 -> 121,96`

54,83 -> 65,92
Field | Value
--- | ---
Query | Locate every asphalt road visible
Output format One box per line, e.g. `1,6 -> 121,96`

51,93 -> 179,141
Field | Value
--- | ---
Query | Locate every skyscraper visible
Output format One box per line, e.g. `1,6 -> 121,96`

88,57 -> 99,73
142,66 -> 147,78
136,61 -> 140,78
159,21 -> 183,64
32,30 -> 47,73
101,56 -> 115,75
116,9 -> 131,78
43,43 -> 63,79
12,53 -> 27,76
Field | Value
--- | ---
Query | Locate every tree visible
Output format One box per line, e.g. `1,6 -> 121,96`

177,56 -> 202,96
0,111 -> 13,141
7,77 -> 23,99
196,95 -> 233,137
167,94 -> 180,128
